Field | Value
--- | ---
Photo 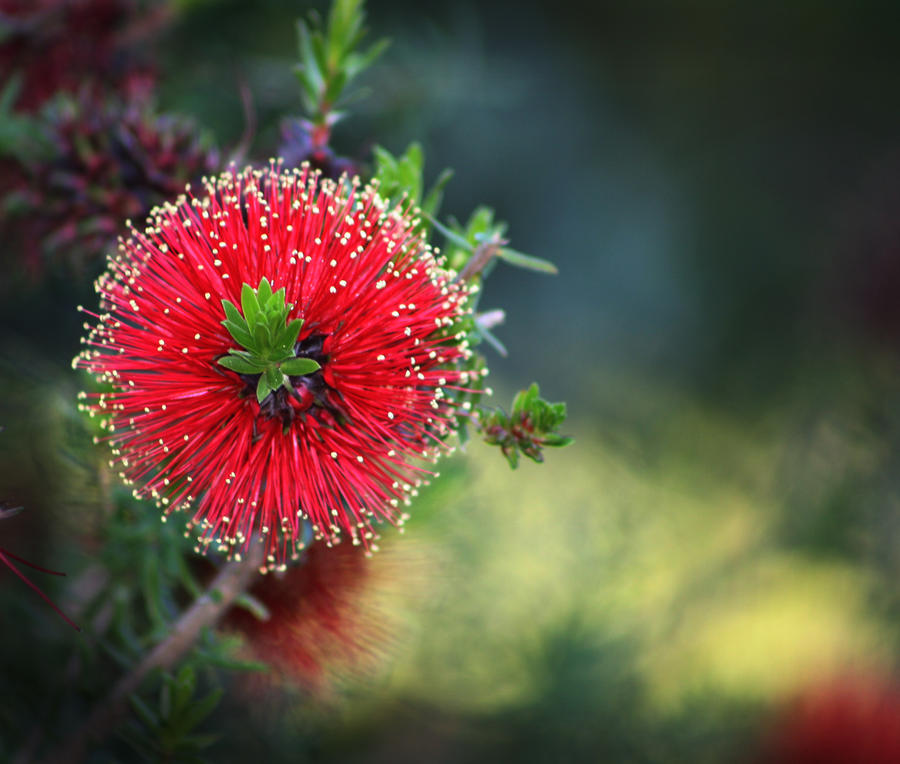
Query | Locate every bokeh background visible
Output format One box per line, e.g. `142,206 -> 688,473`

4,0 -> 900,761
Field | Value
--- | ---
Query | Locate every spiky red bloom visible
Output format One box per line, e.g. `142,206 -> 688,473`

76,164 -> 475,570
224,541 -> 422,692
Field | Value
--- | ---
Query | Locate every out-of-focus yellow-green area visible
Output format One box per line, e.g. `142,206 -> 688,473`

301,368 -> 898,759
403,427 -> 890,712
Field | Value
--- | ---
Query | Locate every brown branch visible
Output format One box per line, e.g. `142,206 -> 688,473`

38,543 -> 265,764
456,235 -> 507,283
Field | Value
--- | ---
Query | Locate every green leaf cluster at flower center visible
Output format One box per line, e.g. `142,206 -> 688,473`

217,278 -> 320,403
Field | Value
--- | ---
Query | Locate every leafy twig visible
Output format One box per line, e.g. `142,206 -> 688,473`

39,542 -> 265,764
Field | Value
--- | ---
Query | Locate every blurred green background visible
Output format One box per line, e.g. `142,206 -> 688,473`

4,0 -> 900,761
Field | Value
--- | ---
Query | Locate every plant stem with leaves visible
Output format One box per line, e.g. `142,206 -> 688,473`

39,543 -> 265,764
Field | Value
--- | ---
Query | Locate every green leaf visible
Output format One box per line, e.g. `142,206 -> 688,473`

373,144 -> 398,179
233,592 -> 271,621
221,320 -> 254,350
178,687 -> 224,734
256,376 -> 271,404
280,357 -> 321,376
252,321 -> 272,351
129,693 -> 160,730
160,678 -> 172,719
468,206 -> 499,240
475,322 -> 508,357
497,247 -> 559,275
141,554 -> 167,631
344,37 -> 390,80
173,665 -> 197,711
421,167 -> 454,219
265,366 -> 283,390
324,68 -> 349,108
256,277 -> 273,305
221,299 -> 244,326
217,355 -> 263,375
512,383 -> 538,417
226,349 -> 260,363
426,213 -> 473,251
240,283 -> 260,325
268,286 -> 287,313
543,434 -> 575,448
277,318 -> 304,351
0,74 -> 21,113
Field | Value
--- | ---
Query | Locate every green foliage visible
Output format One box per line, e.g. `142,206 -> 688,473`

433,206 -> 558,283
372,142 -> 453,225
369,144 -> 564,462
294,0 -> 389,126
0,76 -> 48,160
53,482 -> 265,761
124,665 -> 223,761
477,383 -> 573,469
219,278 -> 320,403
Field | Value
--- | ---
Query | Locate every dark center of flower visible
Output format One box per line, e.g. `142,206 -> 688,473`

243,333 -> 340,429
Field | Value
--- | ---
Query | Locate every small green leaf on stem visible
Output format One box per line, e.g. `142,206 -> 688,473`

280,357 -> 321,376
256,376 -> 271,404
476,383 -> 573,469
497,247 -> 559,274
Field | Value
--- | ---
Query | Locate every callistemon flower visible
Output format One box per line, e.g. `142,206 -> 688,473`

225,540 -> 430,693
75,164 -> 476,571
6,88 -> 218,275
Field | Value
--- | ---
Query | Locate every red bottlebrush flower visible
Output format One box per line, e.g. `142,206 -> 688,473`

225,540 -> 426,693
4,88 -> 218,275
762,674 -> 900,764
76,164 -> 475,570
0,0 -> 159,113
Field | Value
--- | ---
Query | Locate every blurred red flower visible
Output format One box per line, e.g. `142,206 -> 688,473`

6,88 -> 218,275
763,673 -> 900,764
224,540 -> 417,693
0,0 -> 159,112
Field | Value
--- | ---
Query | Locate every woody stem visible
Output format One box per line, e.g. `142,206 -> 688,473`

39,543 -> 264,764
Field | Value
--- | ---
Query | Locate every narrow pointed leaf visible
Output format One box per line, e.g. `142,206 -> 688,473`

424,213 -> 474,250
278,318 -> 304,350
497,247 -> 558,274
253,322 -> 271,351
240,283 -> 260,324
257,277 -> 273,305
221,299 -> 245,326
256,376 -> 271,404
221,320 -> 254,349
218,356 -> 264,374
178,687 -> 224,733
476,323 -> 508,357
281,357 -> 321,376
543,434 -> 575,447
266,366 -> 283,390
269,286 -> 286,311
129,693 -> 160,730
421,167 -> 454,218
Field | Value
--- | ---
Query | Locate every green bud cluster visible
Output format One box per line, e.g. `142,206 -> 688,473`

478,383 -> 574,469
218,278 -> 320,404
